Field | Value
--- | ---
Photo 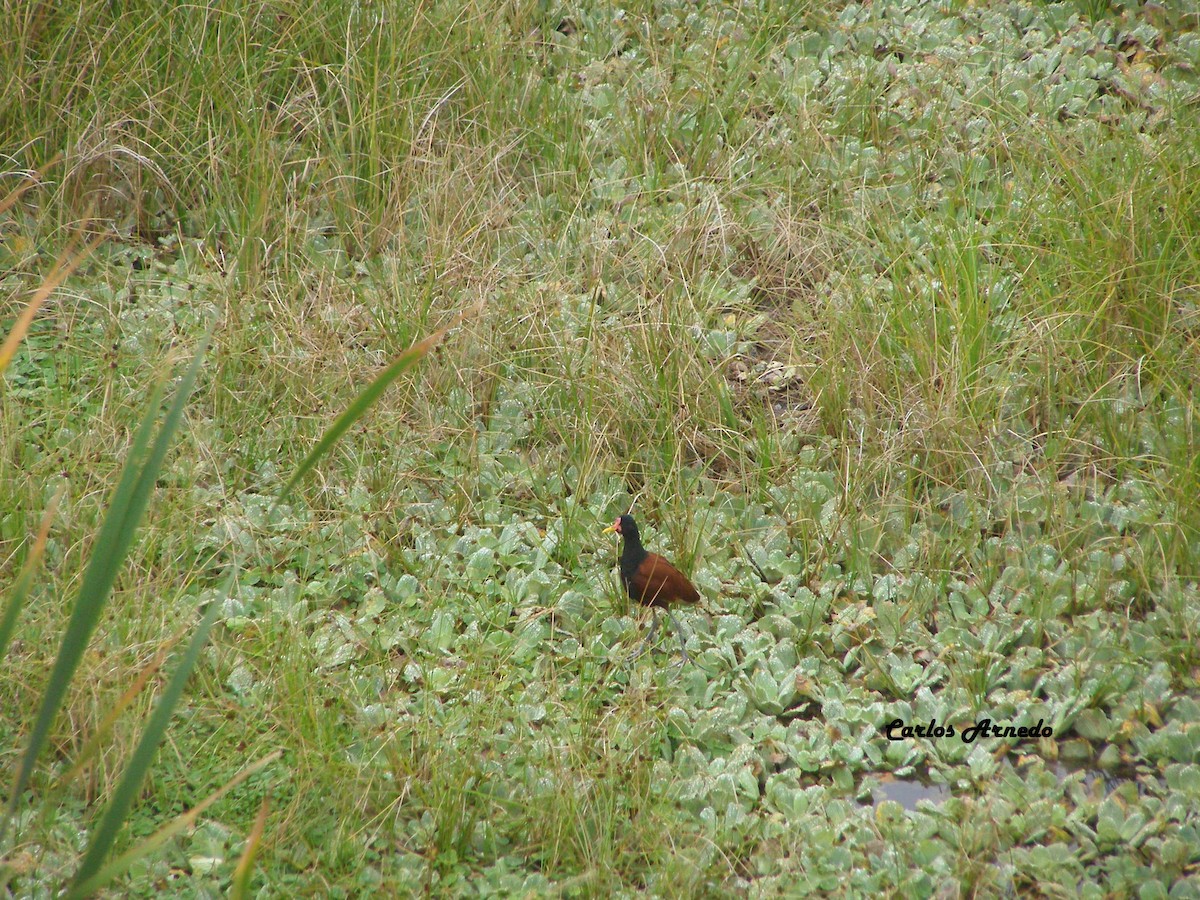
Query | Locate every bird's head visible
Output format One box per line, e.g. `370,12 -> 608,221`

602,514 -> 639,539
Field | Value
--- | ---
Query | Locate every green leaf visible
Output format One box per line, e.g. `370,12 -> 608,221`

65,587 -> 226,895
275,303 -> 481,508
0,482 -> 65,660
3,324 -> 212,843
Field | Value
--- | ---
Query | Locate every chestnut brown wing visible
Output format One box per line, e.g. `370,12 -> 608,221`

628,553 -> 701,608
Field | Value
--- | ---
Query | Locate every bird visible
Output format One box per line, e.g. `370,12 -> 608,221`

602,513 -> 700,663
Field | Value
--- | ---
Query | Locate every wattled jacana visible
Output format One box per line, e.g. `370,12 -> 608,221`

602,514 -> 700,662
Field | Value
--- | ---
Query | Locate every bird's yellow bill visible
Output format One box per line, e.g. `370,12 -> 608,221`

602,523 -> 618,534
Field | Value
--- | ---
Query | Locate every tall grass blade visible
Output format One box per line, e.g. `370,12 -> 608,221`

0,154 -> 61,218
59,629 -> 185,789
0,481 -> 65,661
2,376 -> 164,838
0,234 -> 102,375
64,589 -> 225,894
274,300 -> 483,508
230,798 -> 271,900
64,747 -> 283,899
2,326 -> 212,842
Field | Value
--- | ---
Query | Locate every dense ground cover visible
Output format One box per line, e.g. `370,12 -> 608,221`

3,0 -> 1200,895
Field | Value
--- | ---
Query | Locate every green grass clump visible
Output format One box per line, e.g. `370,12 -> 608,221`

4,0 -> 1200,895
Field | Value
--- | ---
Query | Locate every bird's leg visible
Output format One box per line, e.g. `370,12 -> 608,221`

667,610 -> 690,666
629,610 -> 660,662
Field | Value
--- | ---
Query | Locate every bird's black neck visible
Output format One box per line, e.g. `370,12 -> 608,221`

619,533 -> 649,583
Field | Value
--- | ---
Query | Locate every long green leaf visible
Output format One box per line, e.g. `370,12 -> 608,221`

0,482 -> 65,661
59,629 -> 184,790
2,329 -> 211,841
2,378 -> 162,840
64,749 -> 281,899
274,301 -> 483,509
0,233 -> 100,376
64,588 -> 226,895
230,797 -> 271,900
